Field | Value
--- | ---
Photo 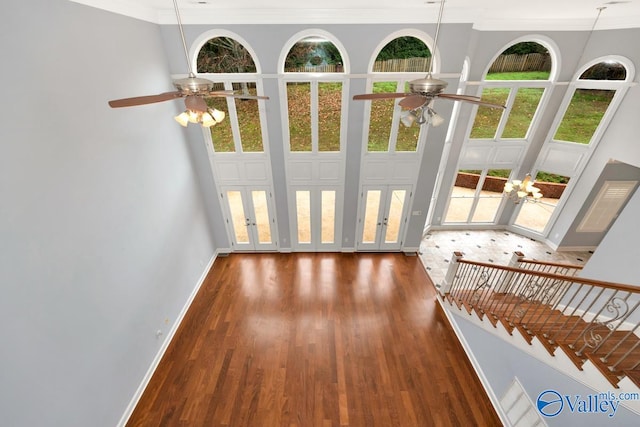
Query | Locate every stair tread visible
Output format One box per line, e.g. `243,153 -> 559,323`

449,288 -> 640,388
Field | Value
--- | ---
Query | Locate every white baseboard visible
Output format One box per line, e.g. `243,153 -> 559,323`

545,238 -> 559,251
544,240 -> 596,253
116,251 -> 218,427
555,245 -> 597,252
435,297 -> 511,426
402,246 -> 420,255
341,247 -> 356,253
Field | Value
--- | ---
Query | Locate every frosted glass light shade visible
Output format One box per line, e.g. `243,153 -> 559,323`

174,112 -> 189,127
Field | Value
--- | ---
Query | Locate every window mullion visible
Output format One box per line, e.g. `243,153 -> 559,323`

311,80 -> 319,153
224,81 -> 243,152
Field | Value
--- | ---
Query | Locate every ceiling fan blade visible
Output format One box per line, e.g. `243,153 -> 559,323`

399,94 -> 429,110
437,93 -> 482,102
438,93 -> 506,109
208,91 -> 269,100
353,93 -> 410,100
108,91 -> 182,108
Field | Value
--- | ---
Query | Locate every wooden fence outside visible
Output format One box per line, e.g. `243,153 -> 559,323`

487,53 -> 551,73
284,53 -> 551,74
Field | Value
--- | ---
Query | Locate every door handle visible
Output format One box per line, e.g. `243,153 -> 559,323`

383,217 -> 388,226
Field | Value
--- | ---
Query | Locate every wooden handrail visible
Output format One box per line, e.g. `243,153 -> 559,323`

457,258 -> 639,292
517,258 -> 584,270
444,252 -> 640,389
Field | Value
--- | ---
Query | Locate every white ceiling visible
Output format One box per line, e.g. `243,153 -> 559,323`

71,0 -> 640,30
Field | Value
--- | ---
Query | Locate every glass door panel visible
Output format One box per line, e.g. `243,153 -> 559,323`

226,190 -> 250,245
361,190 -> 382,244
251,190 -> 272,244
295,190 -> 311,244
321,190 -> 336,244
384,190 -> 406,244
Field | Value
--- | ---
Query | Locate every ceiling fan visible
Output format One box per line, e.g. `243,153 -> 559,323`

353,0 -> 505,127
108,0 -> 268,127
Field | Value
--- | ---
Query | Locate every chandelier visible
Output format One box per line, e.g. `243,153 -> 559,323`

174,107 -> 225,128
503,174 -> 543,204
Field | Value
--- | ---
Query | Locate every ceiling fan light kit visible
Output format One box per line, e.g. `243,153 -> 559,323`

175,107 -> 225,128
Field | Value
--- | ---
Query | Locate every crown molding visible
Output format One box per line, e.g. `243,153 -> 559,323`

70,1 -> 640,30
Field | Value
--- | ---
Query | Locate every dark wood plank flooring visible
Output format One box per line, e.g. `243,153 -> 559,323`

127,253 -> 501,426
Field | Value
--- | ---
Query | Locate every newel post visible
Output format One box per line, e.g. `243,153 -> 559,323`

438,251 -> 464,296
508,251 -> 525,267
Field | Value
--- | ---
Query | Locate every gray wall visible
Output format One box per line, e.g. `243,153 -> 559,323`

548,28 -> 640,248
581,188 -> 640,286
0,1 -> 217,426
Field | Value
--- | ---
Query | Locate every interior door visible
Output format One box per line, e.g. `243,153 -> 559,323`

221,187 -> 277,251
357,185 -> 412,251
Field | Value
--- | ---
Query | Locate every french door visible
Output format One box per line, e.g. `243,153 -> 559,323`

221,186 -> 277,251
357,185 -> 412,251
291,187 -> 342,251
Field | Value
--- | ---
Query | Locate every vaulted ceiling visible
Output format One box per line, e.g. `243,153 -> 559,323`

71,0 -> 640,30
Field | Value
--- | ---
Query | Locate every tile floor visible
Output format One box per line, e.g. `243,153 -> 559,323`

418,229 -> 594,287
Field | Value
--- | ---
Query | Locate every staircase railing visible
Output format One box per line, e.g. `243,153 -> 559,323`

439,252 -> 640,387
510,251 -> 583,277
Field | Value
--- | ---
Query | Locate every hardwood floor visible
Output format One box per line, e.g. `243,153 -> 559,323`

127,253 -> 501,426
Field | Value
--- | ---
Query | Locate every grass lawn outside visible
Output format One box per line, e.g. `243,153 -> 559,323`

206,71 -> 613,153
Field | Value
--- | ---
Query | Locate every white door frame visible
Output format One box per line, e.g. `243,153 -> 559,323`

290,186 -> 344,252
220,186 -> 278,251
356,185 -> 412,251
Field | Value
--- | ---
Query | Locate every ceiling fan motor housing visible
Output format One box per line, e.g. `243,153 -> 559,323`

408,77 -> 448,95
173,76 -> 215,95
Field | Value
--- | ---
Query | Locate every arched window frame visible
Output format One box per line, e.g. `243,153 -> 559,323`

440,37 -> 560,228
467,35 -> 560,143
191,30 -> 269,155
509,56 -> 634,238
360,29 -> 437,155
548,55 -> 635,147
278,29 -> 350,154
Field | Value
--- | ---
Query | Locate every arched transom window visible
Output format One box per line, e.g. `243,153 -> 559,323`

196,36 -> 267,154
